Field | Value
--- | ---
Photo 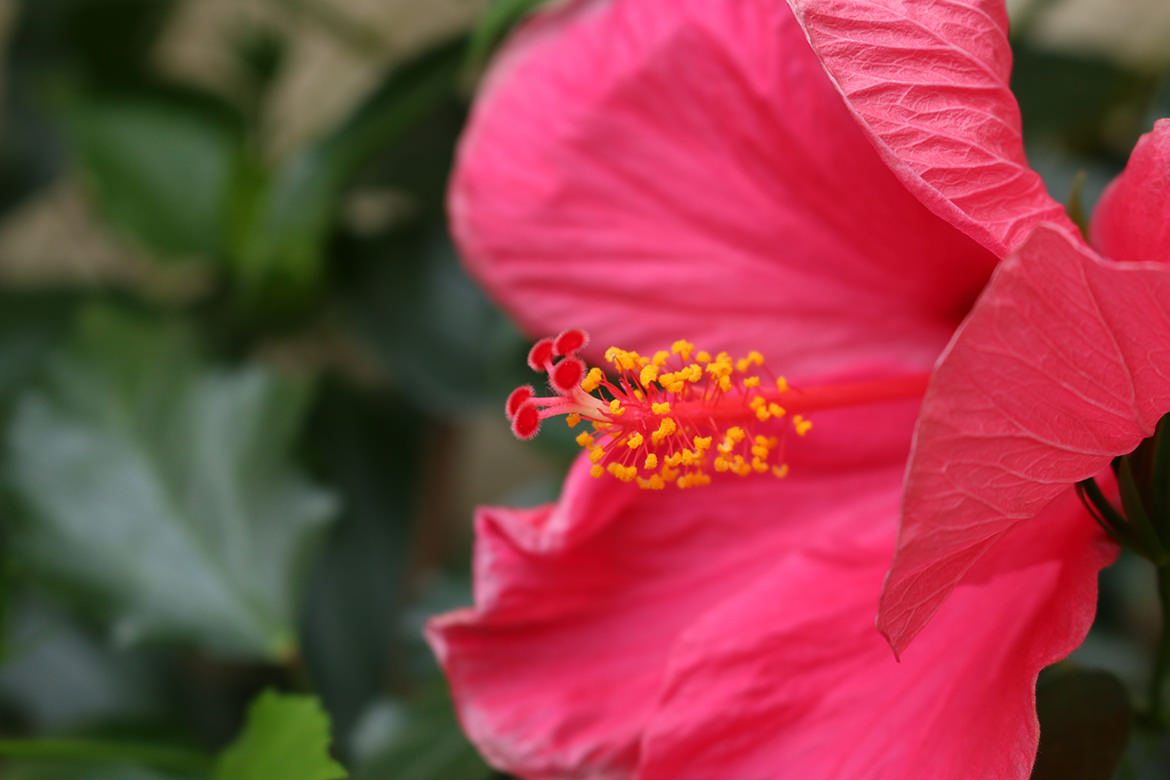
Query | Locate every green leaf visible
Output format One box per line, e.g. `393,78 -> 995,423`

228,37 -> 465,307
351,684 -> 487,780
0,291 -> 78,402
213,691 -> 346,780
7,307 -> 338,659
64,91 -> 242,259
300,383 -> 424,735
1031,667 -> 1131,780
346,222 -> 526,416
467,0 -> 553,68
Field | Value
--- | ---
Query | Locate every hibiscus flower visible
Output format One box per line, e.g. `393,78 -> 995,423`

428,1 -> 1115,777
880,124 -> 1170,662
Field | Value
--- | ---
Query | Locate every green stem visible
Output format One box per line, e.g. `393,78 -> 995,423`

1149,566 -> 1170,725
0,738 -> 213,774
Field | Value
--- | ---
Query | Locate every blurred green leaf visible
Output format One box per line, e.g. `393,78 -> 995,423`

0,0 -> 178,215
467,0 -> 553,68
1031,667 -> 1131,780
213,690 -> 346,780
228,37 -> 465,308
346,223 -> 525,416
351,685 -> 487,780
64,91 -> 242,259
301,383 -> 424,736
0,292 -> 79,403
6,307 -> 338,659
1013,44 -> 1155,152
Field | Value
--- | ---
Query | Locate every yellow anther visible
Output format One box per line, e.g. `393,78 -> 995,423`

644,453 -> 658,470
566,413 -> 581,428
793,415 -> 812,436
605,347 -> 620,362
751,444 -> 769,459
714,457 -> 729,472
776,376 -> 789,393
680,449 -> 700,467
576,432 -> 595,448
773,464 -> 790,479
718,375 -> 732,392
755,406 -> 771,422
590,464 -> 604,478
607,462 -> 637,482
589,447 -> 606,464
661,466 -> 679,482
666,452 -> 684,468
754,435 -> 770,446
727,427 -> 745,443
582,367 -> 604,392
651,417 -> 678,444
671,340 -> 694,361
609,398 -> 626,416
639,365 -> 660,386
592,421 -> 610,430
743,376 -> 761,388
638,474 -> 666,490
752,457 -> 769,473
695,351 -> 711,363
634,390 -> 644,400
693,436 -> 712,451
768,403 -> 786,418
651,402 -> 672,415
652,350 -> 670,367
692,472 -> 712,487
749,396 -> 766,410
626,432 -> 644,449
685,364 -> 702,382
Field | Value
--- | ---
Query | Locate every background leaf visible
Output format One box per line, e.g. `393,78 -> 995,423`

63,91 -> 242,259
213,690 -> 346,780
6,307 -> 338,659
1031,667 -> 1132,780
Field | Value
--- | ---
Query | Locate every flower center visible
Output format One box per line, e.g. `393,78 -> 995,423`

506,329 -> 929,490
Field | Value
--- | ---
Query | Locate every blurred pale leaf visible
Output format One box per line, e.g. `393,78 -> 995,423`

1031,667 -> 1131,780
7,307 -> 338,659
351,684 -> 487,780
0,598 -> 167,731
213,690 -> 346,780
64,92 -> 241,259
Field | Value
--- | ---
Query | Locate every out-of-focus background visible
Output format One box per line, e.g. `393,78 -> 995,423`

0,0 -> 1167,778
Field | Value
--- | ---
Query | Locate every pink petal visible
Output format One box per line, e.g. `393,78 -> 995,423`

1092,119 -> 1170,263
452,0 -> 996,378
785,0 -> 1074,256
638,489 -> 1113,780
428,443 -> 915,779
881,223 -> 1162,654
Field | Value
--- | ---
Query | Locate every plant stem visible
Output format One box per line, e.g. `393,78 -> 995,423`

1149,565 -> 1170,725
